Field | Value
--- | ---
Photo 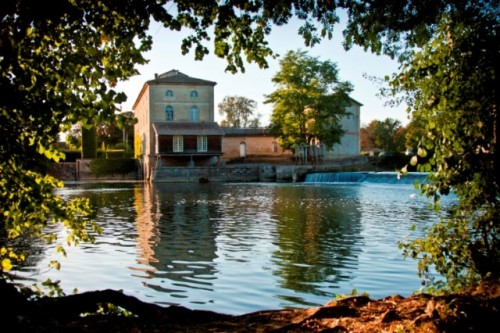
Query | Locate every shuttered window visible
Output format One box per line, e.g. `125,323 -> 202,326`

173,136 -> 183,152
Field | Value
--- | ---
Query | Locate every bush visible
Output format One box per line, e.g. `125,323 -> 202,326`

96,150 -> 134,159
89,158 -> 138,176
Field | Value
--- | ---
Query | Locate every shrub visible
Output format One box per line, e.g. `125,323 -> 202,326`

89,158 -> 138,176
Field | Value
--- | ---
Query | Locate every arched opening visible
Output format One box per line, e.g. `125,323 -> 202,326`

239,141 -> 246,158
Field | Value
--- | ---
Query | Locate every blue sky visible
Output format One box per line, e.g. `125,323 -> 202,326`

117,16 -> 409,127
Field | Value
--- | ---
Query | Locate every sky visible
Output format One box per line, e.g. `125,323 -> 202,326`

116,16 -> 410,128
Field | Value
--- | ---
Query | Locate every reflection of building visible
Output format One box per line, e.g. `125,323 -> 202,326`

132,183 -> 219,293
132,183 -> 161,270
133,70 -> 223,180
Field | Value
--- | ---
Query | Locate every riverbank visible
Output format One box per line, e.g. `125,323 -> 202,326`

5,278 -> 499,332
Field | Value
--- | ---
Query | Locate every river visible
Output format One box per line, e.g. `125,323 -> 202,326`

11,173 -> 455,315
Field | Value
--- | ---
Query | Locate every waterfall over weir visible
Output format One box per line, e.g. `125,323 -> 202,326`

304,171 -> 429,185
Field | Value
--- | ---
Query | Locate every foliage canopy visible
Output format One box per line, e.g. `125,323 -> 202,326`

393,8 -> 499,291
361,118 -> 405,153
266,50 -> 353,149
218,96 -> 260,128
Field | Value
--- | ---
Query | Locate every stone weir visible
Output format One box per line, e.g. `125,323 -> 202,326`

151,165 -> 284,182
150,164 -> 359,183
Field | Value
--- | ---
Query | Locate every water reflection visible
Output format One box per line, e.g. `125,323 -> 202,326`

144,184 -> 220,297
130,183 -> 365,309
8,181 -> 453,315
270,185 -> 363,305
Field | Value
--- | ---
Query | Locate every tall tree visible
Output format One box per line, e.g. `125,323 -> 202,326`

218,96 -> 260,128
393,10 -> 499,291
96,111 -> 136,149
81,125 -> 97,159
367,118 -> 404,152
266,50 -> 353,150
65,112 -> 136,151
404,118 -> 427,152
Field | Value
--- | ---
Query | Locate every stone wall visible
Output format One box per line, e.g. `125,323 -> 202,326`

152,166 -> 261,182
49,156 -> 369,182
49,160 -> 139,181
48,162 -> 77,180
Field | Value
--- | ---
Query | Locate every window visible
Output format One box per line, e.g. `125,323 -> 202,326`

272,141 -> 278,153
165,105 -> 174,121
173,136 -> 183,152
197,136 -> 207,152
190,90 -> 198,97
165,90 -> 173,97
189,106 -> 199,121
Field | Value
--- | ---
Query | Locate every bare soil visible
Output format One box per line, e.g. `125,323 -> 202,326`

3,278 -> 499,332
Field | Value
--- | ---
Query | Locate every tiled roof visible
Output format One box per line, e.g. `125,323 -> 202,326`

148,69 -> 216,86
152,122 -> 224,136
222,127 -> 272,136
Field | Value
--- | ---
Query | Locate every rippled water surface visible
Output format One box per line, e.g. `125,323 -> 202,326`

12,179 -> 454,315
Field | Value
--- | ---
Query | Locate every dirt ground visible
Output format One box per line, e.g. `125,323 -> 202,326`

4,278 -> 499,333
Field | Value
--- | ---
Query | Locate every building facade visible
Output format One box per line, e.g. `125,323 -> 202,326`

325,98 -> 362,160
134,70 -> 362,180
221,127 -> 291,162
221,99 -> 363,163
133,70 -> 223,180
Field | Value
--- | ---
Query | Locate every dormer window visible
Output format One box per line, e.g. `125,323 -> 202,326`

190,90 -> 198,98
165,90 -> 174,97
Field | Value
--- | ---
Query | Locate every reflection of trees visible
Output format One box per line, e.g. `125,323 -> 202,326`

7,182 -> 142,284
141,183 -> 222,294
271,185 -> 363,297
74,182 -> 139,222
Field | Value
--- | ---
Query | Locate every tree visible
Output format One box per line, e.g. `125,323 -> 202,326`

64,111 -> 136,152
96,111 -> 136,150
218,96 -> 260,128
81,125 -> 98,159
392,9 -> 499,292
404,118 -> 427,152
266,50 -> 353,150
65,124 -> 82,150
364,118 -> 404,152
360,124 -> 374,152
360,119 -> 407,153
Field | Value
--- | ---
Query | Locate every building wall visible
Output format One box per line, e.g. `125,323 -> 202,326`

222,136 -> 287,161
134,88 -> 151,179
326,102 -> 361,160
134,78 -> 216,180
149,84 -> 214,123
221,101 -> 361,162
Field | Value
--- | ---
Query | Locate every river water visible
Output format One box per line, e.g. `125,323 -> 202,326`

11,173 -> 454,315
